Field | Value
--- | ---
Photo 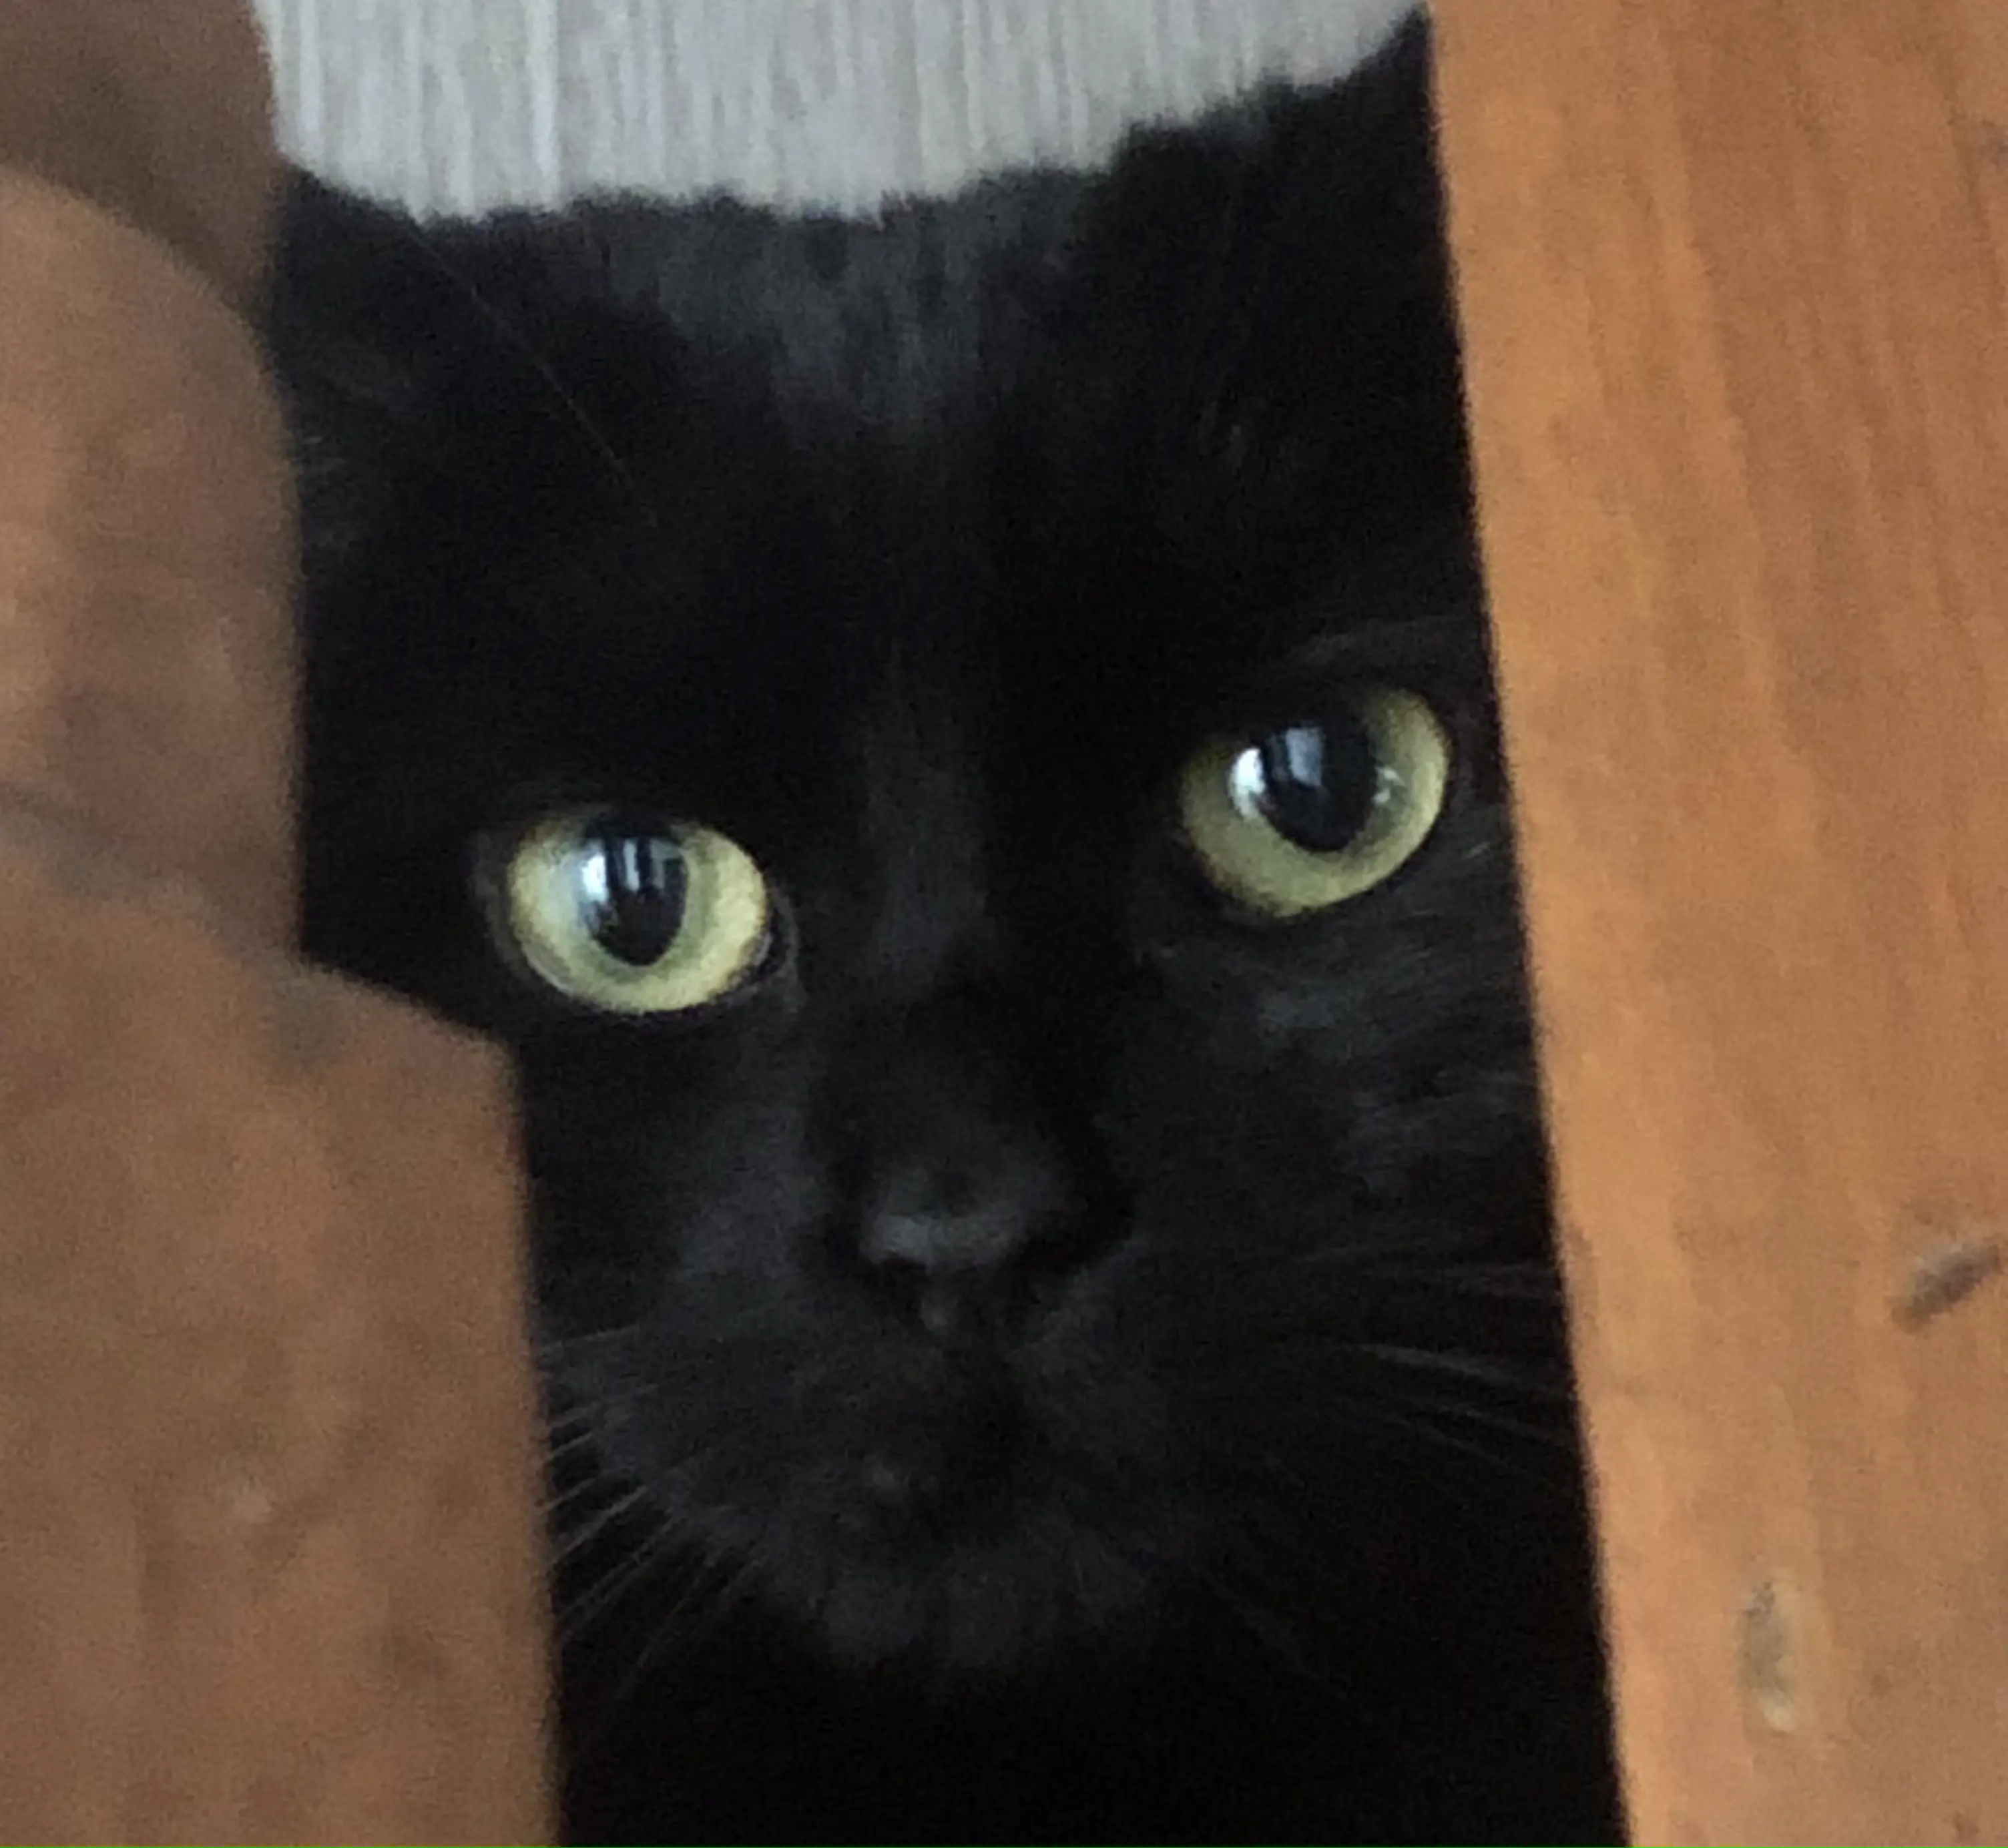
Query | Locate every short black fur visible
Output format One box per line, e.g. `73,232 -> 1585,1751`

268,16 -> 1617,1841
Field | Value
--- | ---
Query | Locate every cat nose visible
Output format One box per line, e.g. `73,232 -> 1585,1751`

848,1149 -> 1080,1343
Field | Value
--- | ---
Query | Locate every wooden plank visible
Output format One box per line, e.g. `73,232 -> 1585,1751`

0,810 -> 551,1844
0,0 -> 287,940
0,174 -> 296,943
0,0 -> 276,308
1433,2 -> 2008,1841
0,5 -> 554,1837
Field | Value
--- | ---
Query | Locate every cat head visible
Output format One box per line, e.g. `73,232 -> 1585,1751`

272,13 -> 1571,1679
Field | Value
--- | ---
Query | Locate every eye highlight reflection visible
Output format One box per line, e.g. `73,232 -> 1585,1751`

496,807 -> 771,1013
1179,689 -> 1451,917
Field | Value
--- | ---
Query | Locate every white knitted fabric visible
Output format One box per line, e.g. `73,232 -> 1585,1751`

251,0 -> 1413,212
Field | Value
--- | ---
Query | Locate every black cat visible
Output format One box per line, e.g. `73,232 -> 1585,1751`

268,15 -> 1617,1841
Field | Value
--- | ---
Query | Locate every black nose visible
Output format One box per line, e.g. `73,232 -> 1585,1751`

847,1143 -> 1081,1343
820,984 -> 1123,1341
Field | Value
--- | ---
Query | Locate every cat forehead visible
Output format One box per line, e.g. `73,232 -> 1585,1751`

566,184 -> 1081,445
294,23 -> 1476,792
429,321 -> 1483,804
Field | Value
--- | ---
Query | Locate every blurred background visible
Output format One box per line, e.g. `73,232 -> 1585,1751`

250,0 -> 1413,212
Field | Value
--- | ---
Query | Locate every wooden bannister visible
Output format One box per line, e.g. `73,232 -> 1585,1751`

1436,3 -> 2008,1840
0,5 -> 551,1840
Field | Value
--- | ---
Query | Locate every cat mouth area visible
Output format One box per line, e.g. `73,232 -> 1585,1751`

774,1474 -> 1179,1672
642,1367 -> 1192,1674
720,1379 -> 1170,1670
557,1278 -> 1191,1671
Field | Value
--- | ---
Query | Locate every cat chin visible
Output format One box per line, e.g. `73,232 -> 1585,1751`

681,1492 -> 1198,1676
790,1540 -> 1162,1675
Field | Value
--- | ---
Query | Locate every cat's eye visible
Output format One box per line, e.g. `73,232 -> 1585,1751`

497,808 -> 771,1013
1178,689 -> 1451,916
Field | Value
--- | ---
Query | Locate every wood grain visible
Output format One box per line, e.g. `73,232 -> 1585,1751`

1434,2 -> 2008,1840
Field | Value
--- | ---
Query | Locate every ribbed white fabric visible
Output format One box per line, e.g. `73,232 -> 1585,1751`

251,0 -> 1413,212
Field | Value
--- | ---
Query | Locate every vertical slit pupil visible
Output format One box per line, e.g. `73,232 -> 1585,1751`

1254,717 -> 1378,853
578,818 -> 688,966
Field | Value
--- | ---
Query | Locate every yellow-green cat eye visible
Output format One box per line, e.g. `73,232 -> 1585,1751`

499,808 -> 771,1013
1178,689 -> 1451,918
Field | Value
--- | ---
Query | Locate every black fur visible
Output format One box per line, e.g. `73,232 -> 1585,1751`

268,16 -> 1617,1841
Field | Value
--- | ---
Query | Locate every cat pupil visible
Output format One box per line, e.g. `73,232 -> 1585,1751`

577,820 -> 688,966
1249,719 -> 1379,852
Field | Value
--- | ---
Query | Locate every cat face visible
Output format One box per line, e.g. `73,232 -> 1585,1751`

275,16 -> 1578,1687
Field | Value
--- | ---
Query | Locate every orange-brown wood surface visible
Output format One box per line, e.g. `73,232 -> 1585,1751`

0,0 -> 276,308
0,176 -> 298,942
0,811 -> 549,1843
1435,2 -> 2008,1841
0,3 -> 553,1839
